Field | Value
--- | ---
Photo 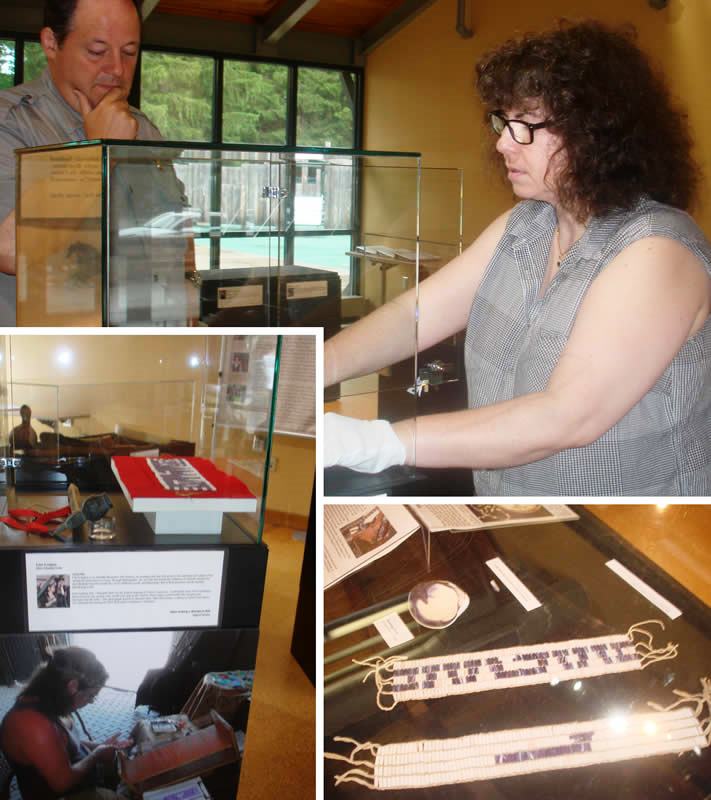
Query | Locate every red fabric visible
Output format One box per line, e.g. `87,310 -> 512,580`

0,506 -> 71,535
112,456 -> 255,500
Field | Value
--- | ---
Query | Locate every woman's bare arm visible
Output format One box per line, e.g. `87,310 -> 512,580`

392,236 -> 711,468
2,710 -> 118,794
325,209 -> 512,386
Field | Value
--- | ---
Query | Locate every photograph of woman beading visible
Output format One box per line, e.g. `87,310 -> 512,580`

0,647 -> 130,800
0,632 -> 254,800
36,575 -> 71,609
325,20 -> 711,496
340,508 -> 396,558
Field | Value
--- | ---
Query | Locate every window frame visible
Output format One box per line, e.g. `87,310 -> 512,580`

0,34 -> 35,86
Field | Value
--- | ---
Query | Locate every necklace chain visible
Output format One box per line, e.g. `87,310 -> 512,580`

556,226 -> 568,267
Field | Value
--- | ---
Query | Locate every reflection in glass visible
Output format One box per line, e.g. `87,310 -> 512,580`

204,335 -> 280,541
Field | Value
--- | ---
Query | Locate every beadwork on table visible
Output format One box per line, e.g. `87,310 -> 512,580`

326,677 -> 711,791
357,621 -> 678,710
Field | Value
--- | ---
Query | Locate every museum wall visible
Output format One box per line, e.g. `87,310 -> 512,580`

362,0 -> 711,244
7,335 -> 208,384
4,335 -> 314,520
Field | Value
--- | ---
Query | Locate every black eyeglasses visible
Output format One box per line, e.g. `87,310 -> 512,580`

489,112 -> 550,145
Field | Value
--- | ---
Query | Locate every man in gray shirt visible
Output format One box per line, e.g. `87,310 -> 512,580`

0,0 -> 167,325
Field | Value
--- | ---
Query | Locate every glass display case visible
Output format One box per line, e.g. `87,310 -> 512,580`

324,505 -> 711,798
320,162 -> 466,497
0,333 -> 282,543
15,141 -> 460,334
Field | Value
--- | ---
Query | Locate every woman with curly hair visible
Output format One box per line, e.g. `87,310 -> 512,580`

0,647 -> 131,799
325,20 -> 711,495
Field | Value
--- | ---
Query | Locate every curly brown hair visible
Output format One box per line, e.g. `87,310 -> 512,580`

476,20 -> 700,221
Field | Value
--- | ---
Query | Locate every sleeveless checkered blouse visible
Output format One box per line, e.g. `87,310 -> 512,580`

465,197 -> 711,496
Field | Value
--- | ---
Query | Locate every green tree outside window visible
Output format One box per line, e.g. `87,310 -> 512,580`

223,61 -> 287,145
297,67 -> 355,148
0,41 -> 15,90
141,52 -> 214,141
24,42 -> 46,82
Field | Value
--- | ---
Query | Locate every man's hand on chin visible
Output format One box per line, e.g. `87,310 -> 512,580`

73,87 -> 138,140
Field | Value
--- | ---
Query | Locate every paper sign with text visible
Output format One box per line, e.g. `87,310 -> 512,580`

25,550 -> 225,632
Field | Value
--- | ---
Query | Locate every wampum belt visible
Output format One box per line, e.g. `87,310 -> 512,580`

326,677 -> 711,790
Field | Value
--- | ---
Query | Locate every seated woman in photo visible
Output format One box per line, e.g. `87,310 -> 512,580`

0,647 -> 132,799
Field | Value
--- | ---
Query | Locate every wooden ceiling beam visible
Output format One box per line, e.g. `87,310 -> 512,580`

262,0 -> 322,44
141,0 -> 161,21
359,0 -> 438,55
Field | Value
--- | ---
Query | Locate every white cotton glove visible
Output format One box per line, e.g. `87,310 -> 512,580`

324,412 -> 407,473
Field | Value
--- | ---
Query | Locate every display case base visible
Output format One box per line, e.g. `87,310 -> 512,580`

144,510 -> 224,535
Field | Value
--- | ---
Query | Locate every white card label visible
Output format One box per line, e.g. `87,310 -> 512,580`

286,280 -> 328,300
605,559 -> 682,620
217,284 -> 263,309
374,613 -> 415,648
26,550 -> 225,631
486,557 -> 542,611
